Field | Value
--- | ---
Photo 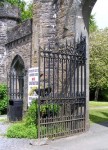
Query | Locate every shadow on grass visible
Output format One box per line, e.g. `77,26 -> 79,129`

90,111 -> 108,127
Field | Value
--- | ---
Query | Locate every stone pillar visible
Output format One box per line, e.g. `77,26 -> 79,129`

32,0 -> 97,131
56,0 -> 76,43
82,0 -> 97,131
0,20 -> 7,82
32,0 -> 56,67
55,0 -> 97,131
23,72 -> 28,115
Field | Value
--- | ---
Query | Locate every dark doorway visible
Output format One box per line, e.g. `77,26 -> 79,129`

8,55 -> 25,121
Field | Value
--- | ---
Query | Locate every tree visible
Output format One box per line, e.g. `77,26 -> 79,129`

21,3 -> 33,21
1,0 -> 33,21
89,29 -> 108,100
89,14 -> 98,33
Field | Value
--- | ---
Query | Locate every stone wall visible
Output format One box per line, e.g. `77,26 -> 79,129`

6,36 -> 32,73
0,2 -> 20,21
0,2 -> 32,114
0,2 -> 20,83
32,0 -> 56,67
6,19 -> 32,113
6,19 -> 32,71
55,0 -> 76,43
7,20 -> 32,43
0,20 -> 7,64
6,37 -> 32,112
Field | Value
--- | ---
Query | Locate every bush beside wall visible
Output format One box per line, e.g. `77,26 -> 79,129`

0,84 -> 8,115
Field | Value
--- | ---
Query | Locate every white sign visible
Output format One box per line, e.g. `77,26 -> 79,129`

28,67 -> 39,107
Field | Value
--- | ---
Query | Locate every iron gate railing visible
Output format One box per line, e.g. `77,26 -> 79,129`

37,37 -> 86,138
7,72 -> 24,100
7,72 -> 24,121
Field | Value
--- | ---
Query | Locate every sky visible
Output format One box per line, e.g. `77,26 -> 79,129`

25,0 -> 108,29
25,0 -> 32,4
92,0 -> 108,29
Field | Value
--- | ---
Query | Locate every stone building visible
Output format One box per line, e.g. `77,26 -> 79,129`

0,2 -> 20,83
0,1 -> 57,114
0,0 -> 97,134
0,3 -> 32,82
0,2 -> 32,113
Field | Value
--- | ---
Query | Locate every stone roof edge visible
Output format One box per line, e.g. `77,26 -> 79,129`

7,19 -> 32,43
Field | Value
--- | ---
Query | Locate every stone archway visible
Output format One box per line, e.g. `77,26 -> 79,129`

10,55 -> 25,102
8,55 -> 25,121
82,0 -> 97,32
11,55 -> 25,75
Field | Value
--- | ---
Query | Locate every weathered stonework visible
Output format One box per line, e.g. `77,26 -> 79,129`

0,0 -> 98,126
32,0 -> 97,131
6,19 -> 32,73
0,2 -> 20,83
6,19 -> 32,113
0,2 -> 32,113
32,0 -> 56,67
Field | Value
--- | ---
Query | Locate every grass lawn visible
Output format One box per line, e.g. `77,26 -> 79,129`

0,118 -> 6,122
90,109 -> 108,123
89,101 -> 108,107
89,101 -> 108,123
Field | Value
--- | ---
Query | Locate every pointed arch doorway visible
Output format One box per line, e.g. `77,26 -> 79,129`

8,55 -> 25,121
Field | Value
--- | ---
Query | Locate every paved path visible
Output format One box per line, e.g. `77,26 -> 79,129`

0,116 -> 108,150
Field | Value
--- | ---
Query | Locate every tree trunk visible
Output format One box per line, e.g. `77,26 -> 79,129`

95,87 -> 99,101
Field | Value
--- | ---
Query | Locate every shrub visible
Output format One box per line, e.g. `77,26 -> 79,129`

25,100 -> 38,126
7,123 -> 37,139
40,103 -> 60,118
0,84 -> 8,115
7,100 -> 60,139
25,100 -> 60,126
7,101 -> 38,139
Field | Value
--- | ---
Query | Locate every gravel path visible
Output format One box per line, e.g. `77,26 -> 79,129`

0,122 -> 11,135
0,115 -> 10,135
0,115 -> 108,150
0,116 -> 38,150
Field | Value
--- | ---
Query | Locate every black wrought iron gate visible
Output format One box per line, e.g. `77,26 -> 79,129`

38,37 -> 86,138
